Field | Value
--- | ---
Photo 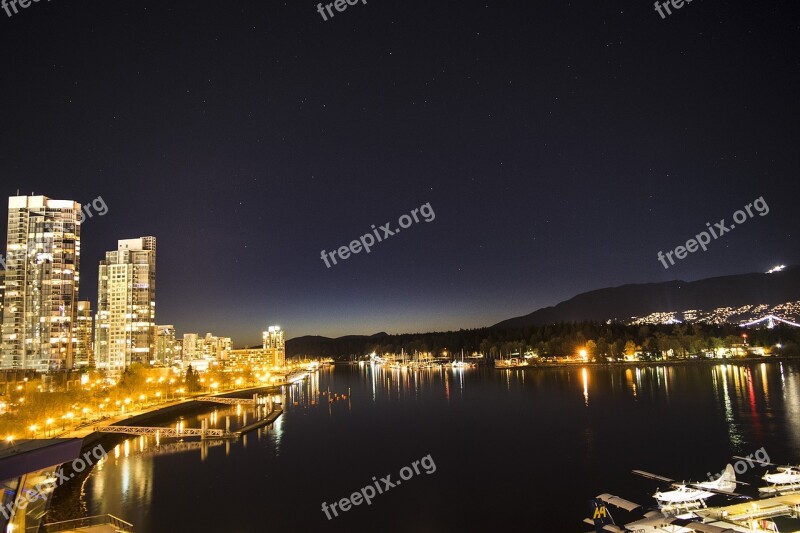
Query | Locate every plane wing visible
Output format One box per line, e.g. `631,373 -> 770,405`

732,455 -> 774,467
632,470 -> 675,484
596,493 -> 644,513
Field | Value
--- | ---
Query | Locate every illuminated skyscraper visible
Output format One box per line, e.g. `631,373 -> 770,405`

1,195 -> 81,371
155,325 -> 176,365
94,237 -> 156,372
262,325 -> 285,367
74,300 -> 93,367
182,333 -> 199,360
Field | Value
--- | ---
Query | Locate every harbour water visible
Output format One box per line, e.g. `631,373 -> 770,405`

59,361 -> 800,532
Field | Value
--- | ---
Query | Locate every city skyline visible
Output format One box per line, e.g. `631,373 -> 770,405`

0,192 -> 795,352
0,195 -> 286,369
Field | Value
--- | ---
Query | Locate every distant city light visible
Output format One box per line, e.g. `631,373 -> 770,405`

767,264 -> 786,273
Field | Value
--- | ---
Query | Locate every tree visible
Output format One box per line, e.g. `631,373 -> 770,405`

118,363 -> 146,395
186,365 -> 201,393
611,339 -> 625,359
624,340 -> 638,358
596,338 -> 609,363
642,337 -> 659,360
585,340 -> 597,360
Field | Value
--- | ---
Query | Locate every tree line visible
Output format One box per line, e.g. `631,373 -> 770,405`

289,322 -> 800,361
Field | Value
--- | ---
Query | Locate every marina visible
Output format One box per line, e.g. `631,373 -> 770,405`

588,457 -> 800,531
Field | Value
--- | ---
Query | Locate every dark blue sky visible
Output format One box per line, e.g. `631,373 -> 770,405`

1,1 -> 798,345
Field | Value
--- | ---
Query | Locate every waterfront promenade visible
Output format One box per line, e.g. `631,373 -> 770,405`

55,384 -> 282,441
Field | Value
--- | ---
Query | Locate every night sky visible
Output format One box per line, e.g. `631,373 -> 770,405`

1,1 -> 798,345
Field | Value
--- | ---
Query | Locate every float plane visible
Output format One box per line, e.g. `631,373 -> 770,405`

632,465 -> 748,514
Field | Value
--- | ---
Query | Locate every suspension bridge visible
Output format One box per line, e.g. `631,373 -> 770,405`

740,314 -> 800,329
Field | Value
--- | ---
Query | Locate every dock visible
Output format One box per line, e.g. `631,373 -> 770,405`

42,515 -> 134,532
696,493 -> 800,524
759,483 -> 800,496
235,407 -> 283,436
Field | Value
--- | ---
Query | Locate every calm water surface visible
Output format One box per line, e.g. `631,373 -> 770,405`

73,362 -> 800,532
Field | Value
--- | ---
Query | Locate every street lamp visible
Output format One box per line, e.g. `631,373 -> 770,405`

29,424 -> 38,438
45,418 -> 53,438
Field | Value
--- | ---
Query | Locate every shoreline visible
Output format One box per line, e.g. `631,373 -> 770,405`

73,383 -> 283,452
46,383 -> 285,524
493,354 -> 800,370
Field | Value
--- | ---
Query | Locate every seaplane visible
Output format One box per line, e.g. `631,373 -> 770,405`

733,455 -> 800,496
632,465 -> 748,514
585,494 -> 760,533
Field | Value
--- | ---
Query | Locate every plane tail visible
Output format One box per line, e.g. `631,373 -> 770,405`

589,498 -> 616,532
713,464 -> 737,492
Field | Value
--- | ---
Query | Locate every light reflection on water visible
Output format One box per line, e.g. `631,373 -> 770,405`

66,361 -> 800,532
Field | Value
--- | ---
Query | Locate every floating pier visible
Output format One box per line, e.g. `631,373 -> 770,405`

697,493 -> 800,524
759,483 -> 800,496
235,408 -> 283,436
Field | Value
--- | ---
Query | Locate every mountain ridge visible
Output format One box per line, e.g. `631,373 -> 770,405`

286,266 -> 800,355
492,266 -> 800,329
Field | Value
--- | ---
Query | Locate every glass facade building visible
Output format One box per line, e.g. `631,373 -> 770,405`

0,196 -> 81,371
95,237 -> 156,372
